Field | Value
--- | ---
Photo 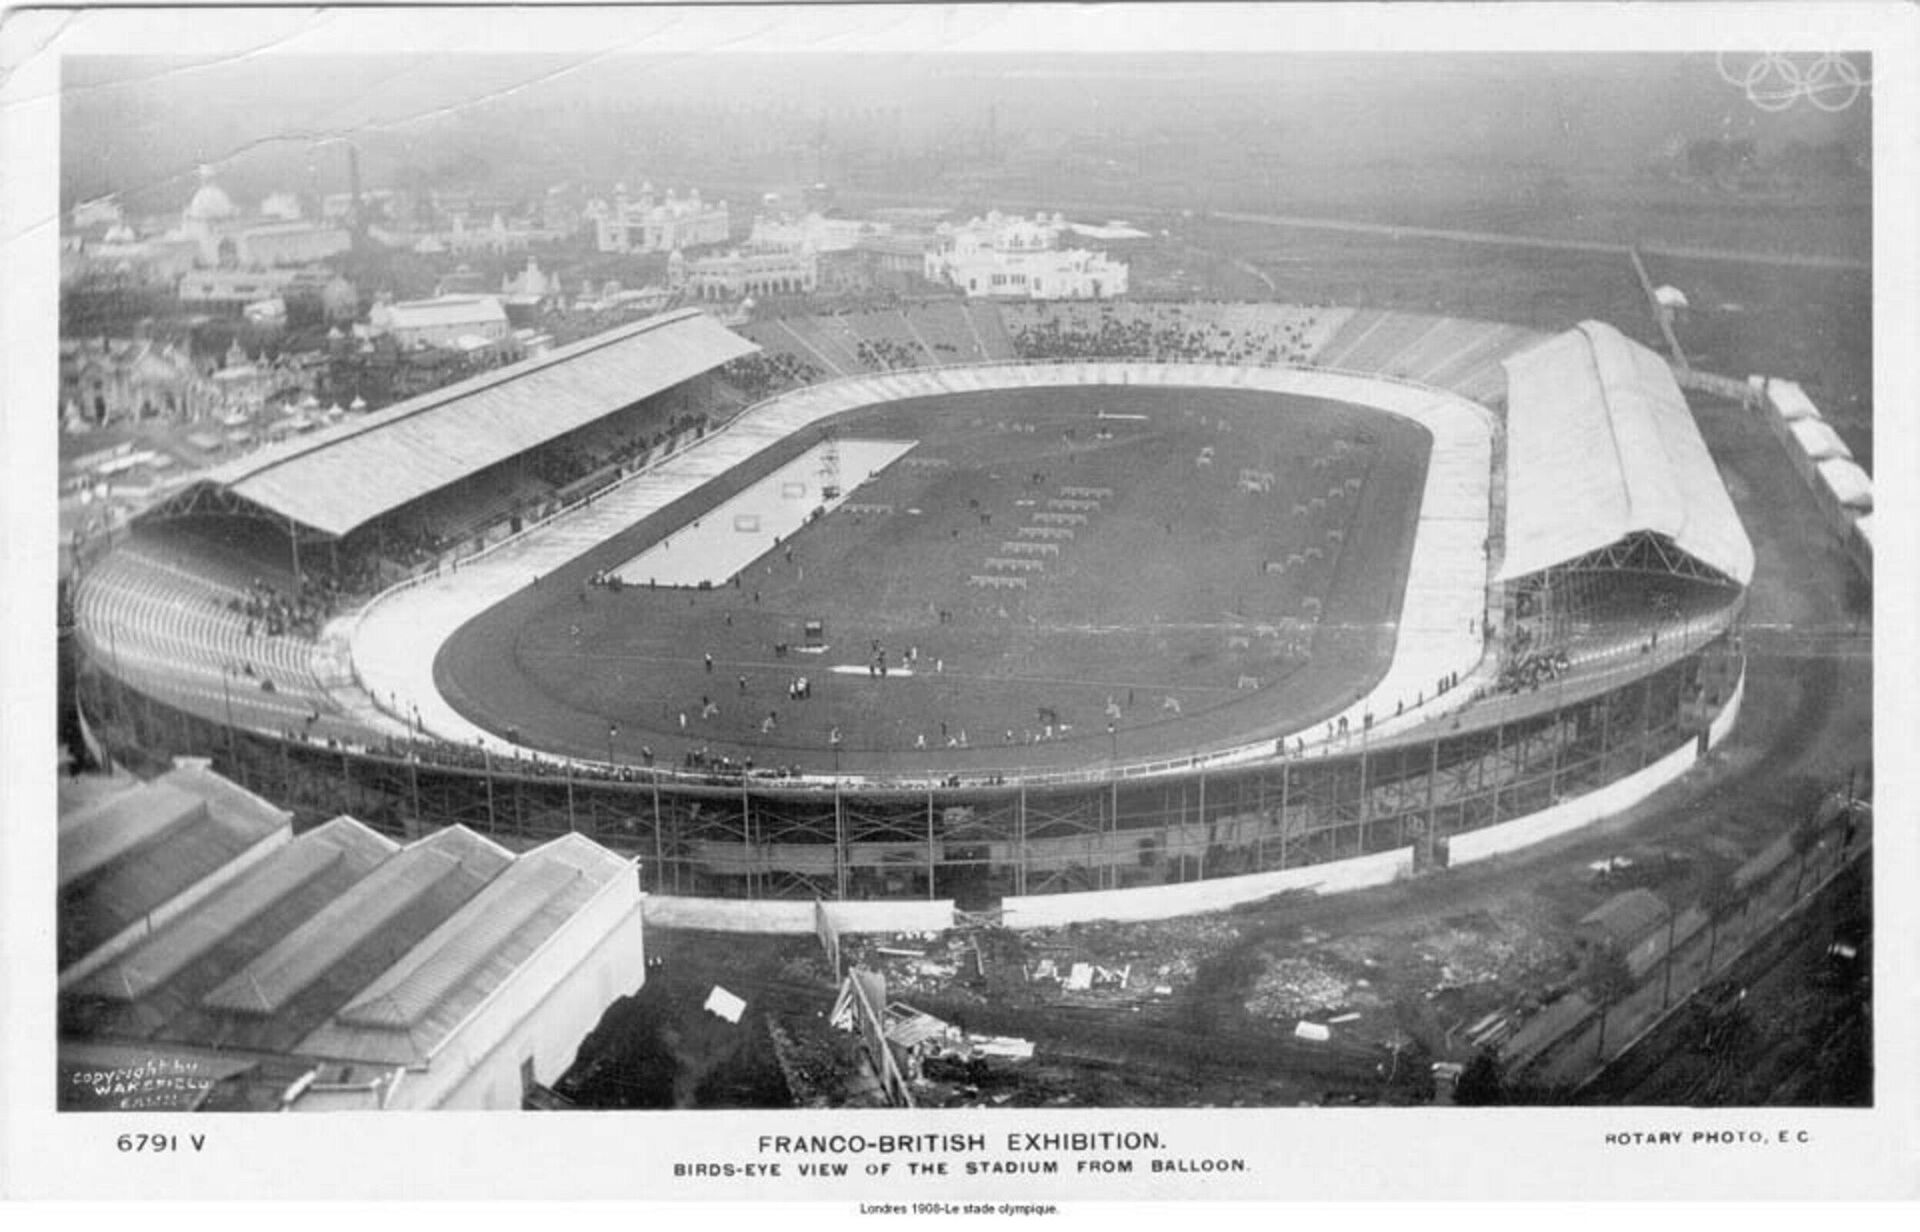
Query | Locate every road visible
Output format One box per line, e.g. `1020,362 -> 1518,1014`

837,188 -> 1869,271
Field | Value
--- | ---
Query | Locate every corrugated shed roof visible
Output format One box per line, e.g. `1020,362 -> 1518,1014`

59,768 -> 291,972
1766,379 -> 1822,421
1499,321 -> 1754,585
1788,418 -> 1853,461
162,831 -> 506,1056
59,781 -> 207,890
300,833 -> 632,1065
161,762 -> 297,833
336,862 -> 580,1031
384,295 -> 507,330
1817,457 -> 1873,510
1500,991 -> 1595,1068
1577,887 -> 1671,946
204,309 -> 756,536
73,818 -> 399,1004
201,826 -> 508,1017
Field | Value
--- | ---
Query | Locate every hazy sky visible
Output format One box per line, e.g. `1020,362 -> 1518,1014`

62,48 -> 1872,212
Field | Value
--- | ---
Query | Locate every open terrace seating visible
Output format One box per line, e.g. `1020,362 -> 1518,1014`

734,319 -> 846,383
76,530 -> 345,738
1002,301 -> 1343,369
1314,309 -> 1449,375
777,314 -> 864,375
901,301 -> 1005,364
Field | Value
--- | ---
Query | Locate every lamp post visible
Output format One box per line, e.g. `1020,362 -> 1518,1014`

607,721 -> 619,768
1108,720 -> 1118,763
221,662 -> 239,776
407,705 -> 422,822
479,737 -> 497,833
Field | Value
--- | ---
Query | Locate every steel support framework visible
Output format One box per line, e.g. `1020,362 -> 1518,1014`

74,639 -> 1723,904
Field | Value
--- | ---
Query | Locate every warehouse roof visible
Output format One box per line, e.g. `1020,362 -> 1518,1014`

382,294 -> 507,332
1499,321 -> 1754,586
298,832 -> 634,1065
199,308 -> 756,537
71,817 -> 399,1006
60,812 -> 642,1099
1576,887 -> 1671,949
1765,378 -> 1823,421
1817,457 -> 1873,511
57,763 -> 292,973
202,826 -> 511,1018
1788,417 -> 1853,461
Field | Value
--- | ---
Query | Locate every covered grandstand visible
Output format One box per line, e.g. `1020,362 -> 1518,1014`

143,307 -> 755,553
1500,321 -> 1753,587
72,306 -> 758,748
69,302 -> 1756,912
1495,321 -> 1752,669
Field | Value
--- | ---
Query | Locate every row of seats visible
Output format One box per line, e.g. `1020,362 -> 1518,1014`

1003,301 -> 1344,368
1310,309 -> 1539,403
75,533 -> 346,738
737,302 -> 1027,389
740,300 -> 1530,398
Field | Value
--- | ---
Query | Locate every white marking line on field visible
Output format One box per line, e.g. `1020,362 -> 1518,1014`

606,439 -> 917,588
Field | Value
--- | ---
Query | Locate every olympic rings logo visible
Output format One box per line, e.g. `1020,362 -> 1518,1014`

1716,52 -> 1871,113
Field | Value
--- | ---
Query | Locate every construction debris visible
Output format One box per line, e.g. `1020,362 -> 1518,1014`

1245,956 -> 1357,1020
971,1036 -> 1036,1060
703,985 -> 746,1024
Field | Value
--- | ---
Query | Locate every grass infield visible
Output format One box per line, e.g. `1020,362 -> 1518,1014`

435,384 -> 1431,776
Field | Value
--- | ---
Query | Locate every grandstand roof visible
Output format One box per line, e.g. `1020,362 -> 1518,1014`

1498,321 -> 1754,586
201,308 -> 756,537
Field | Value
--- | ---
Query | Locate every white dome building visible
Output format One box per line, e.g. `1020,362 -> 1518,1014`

184,171 -> 238,224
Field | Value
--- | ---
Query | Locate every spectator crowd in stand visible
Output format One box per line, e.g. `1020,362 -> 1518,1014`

1010,304 -> 1322,366
228,574 -> 340,640
852,336 -> 925,371
1497,646 -> 1572,694
720,352 -> 824,401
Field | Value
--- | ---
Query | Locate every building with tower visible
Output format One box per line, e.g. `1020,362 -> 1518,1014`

173,168 -> 351,269
924,210 -> 1128,300
589,183 -> 731,254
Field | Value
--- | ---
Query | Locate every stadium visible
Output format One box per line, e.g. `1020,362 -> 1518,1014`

69,298 -> 1758,925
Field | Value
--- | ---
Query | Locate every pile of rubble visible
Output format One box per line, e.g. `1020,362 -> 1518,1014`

840,932 -> 987,1001
1244,955 -> 1363,1020
1016,915 -> 1245,1001
1415,921 -> 1565,992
